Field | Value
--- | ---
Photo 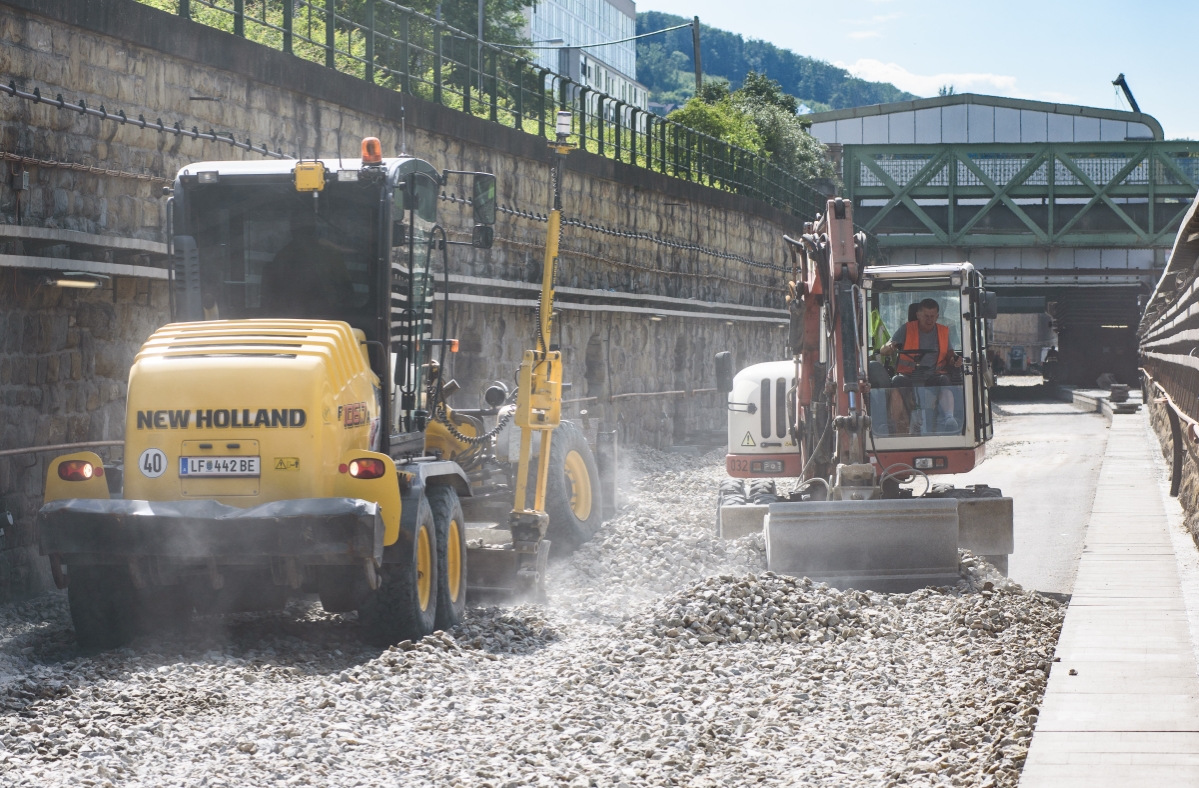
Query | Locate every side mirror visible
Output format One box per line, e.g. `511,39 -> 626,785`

715,351 -> 735,394
472,174 -> 497,226
980,290 -> 999,320
472,224 -> 494,249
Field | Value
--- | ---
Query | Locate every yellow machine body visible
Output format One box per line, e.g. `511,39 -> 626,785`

44,452 -> 110,504
117,319 -> 400,543
424,409 -> 479,462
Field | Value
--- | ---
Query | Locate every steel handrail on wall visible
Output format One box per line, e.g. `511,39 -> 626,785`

161,0 -> 828,220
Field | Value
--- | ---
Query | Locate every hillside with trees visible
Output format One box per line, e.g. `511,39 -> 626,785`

637,11 -> 917,112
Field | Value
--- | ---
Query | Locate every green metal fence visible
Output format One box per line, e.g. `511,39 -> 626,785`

157,0 -> 828,219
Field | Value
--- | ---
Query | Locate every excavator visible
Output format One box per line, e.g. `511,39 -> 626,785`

36,120 -> 601,648
716,199 -> 1013,591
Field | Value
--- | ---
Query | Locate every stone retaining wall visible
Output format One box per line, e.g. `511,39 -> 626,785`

0,270 -> 168,596
1149,399 -> 1199,541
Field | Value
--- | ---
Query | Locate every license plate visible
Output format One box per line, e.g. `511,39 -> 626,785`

179,456 -> 261,477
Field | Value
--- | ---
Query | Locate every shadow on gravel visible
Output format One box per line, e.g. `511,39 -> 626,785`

2,594 -> 556,686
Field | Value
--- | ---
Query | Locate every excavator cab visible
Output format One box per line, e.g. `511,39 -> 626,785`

862,263 -> 996,472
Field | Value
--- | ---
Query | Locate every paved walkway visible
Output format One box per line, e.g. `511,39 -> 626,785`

1021,413 -> 1199,786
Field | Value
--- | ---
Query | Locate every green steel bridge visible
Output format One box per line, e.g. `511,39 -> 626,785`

844,142 -> 1199,252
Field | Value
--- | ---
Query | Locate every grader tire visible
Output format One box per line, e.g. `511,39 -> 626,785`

360,497 -> 438,645
544,420 -> 603,553
428,485 -> 468,630
134,585 -> 193,635
67,565 -> 139,650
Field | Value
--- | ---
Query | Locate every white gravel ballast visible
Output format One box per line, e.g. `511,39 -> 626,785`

0,448 -> 1063,787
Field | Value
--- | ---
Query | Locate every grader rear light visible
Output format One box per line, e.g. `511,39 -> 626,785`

346,459 -> 386,479
58,460 -> 100,481
361,137 -> 383,165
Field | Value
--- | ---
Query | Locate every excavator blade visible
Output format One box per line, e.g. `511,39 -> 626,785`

765,498 -> 960,592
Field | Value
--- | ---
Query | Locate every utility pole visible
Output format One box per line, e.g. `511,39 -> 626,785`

692,16 -> 702,95
478,0 -> 485,93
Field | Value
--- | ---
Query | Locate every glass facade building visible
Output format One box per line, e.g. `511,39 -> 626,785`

526,0 -> 649,111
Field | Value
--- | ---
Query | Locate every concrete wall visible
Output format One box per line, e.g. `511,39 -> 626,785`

0,0 -> 806,600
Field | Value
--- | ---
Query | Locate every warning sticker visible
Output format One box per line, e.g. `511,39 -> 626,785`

741,431 -> 756,447
274,457 -> 300,471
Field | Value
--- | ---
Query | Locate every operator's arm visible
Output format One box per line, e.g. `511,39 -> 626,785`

880,324 -> 905,357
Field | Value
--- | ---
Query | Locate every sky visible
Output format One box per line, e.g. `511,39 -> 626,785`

636,0 -> 1199,139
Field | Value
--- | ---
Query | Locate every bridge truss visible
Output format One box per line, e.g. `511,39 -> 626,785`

844,142 -> 1199,249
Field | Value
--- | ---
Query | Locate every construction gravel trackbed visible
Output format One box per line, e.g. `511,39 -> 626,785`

0,448 -> 1063,787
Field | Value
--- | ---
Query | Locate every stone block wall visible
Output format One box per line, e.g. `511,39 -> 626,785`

0,0 -> 793,309
1149,399 -> 1199,543
442,302 -> 782,448
0,269 -> 168,596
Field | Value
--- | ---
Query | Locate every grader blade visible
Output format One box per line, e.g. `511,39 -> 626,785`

765,498 -> 960,592
464,523 -> 550,603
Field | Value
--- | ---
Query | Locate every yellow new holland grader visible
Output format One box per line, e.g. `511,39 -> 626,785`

38,131 -> 601,648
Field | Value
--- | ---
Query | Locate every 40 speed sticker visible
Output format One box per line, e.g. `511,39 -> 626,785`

139,448 -> 168,478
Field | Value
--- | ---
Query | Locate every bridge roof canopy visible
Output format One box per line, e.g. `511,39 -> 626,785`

806,93 -> 1164,146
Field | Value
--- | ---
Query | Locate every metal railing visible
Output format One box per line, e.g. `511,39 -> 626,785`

154,0 -> 828,219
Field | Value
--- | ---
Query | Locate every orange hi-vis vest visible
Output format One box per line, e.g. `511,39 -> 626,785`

897,321 -> 950,375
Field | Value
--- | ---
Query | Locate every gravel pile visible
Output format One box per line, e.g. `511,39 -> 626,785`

0,447 -> 1064,787
549,451 -> 763,619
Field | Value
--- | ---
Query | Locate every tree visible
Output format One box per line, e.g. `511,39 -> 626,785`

668,71 -> 837,185
736,70 -> 798,115
414,0 -> 533,46
667,90 -> 763,153
730,71 -> 836,183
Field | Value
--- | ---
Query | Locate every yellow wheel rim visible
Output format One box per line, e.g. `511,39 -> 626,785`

447,518 -> 463,604
563,450 -> 593,521
416,525 -> 432,611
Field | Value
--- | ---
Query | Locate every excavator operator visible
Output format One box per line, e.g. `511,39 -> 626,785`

876,298 -> 963,434
261,208 -> 356,318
